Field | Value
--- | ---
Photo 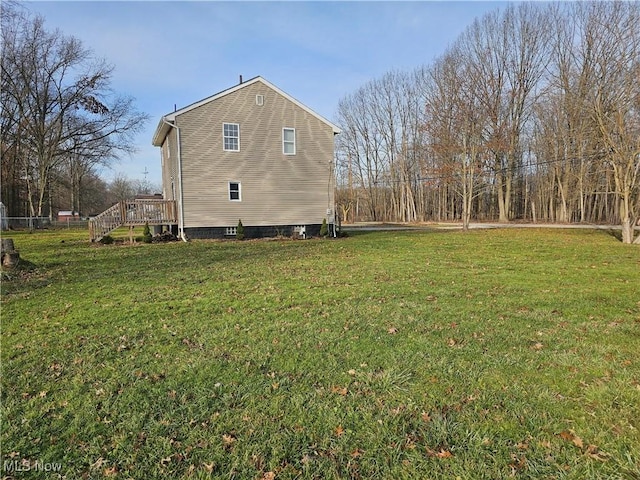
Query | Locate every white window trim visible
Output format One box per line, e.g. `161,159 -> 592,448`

283,127 -> 296,155
256,95 -> 264,106
223,123 -> 240,152
228,181 -> 241,202
225,226 -> 237,236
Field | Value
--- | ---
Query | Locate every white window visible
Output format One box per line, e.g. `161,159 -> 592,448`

294,225 -> 306,238
229,181 -> 241,201
256,95 -> 264,106
283,127 -> 296,155
223,123 -> 240,151
225,226 -> 237,236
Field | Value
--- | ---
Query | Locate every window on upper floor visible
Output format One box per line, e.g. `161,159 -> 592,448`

223,123 -> 240,152
283,127 -> 296,155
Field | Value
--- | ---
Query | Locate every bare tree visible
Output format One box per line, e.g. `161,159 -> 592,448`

0,9 -> 148,218
0,1 -> 28,216
108,173 -> 136,203
423,46 -> 491,230
333,1 -> 638,243
454,4 -> 551,222
584,2 -> 640,243
336,85 -> 389,221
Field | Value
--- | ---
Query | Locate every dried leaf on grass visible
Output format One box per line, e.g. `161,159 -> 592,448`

351,448 -> 363,458
585,444 -> 610,462
558,429 -> 583,448
103,466 -> 118,476
558,430 -> 608,460
331,386 -> 348,396
426,447 -> 453,458
222,434 -> 237,448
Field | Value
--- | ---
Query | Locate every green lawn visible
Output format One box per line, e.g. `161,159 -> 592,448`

1,228 -> 639,479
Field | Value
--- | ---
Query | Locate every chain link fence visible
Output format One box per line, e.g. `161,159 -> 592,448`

1,217 -> 89,230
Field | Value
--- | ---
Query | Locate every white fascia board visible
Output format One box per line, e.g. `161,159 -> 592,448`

152,118 -> 171,146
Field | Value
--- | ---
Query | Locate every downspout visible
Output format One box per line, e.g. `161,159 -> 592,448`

328,153 -> 337,238
329,133 -> 339,238
162,117 -> 187,242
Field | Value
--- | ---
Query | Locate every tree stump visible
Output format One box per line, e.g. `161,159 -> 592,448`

2,251 -> 20,268
1,237 -> 20,268
1,238 -> 15,253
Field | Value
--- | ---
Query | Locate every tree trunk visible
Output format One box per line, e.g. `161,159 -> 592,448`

497,169 -> 508,222
531,201 -> 537,223
621,218 -> 634,244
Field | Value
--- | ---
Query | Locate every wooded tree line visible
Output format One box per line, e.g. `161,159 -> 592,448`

1,2 -> 148,219
335,2 -> 640,243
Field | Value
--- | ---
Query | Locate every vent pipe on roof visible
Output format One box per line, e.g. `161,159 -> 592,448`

239,75 -> 243,84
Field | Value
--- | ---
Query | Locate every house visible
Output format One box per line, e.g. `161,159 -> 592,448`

134,193 -> 163,201
57,210 -> 80,221
151,76 -> 341,240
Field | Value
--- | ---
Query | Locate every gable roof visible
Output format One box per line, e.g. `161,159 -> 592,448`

152,76 -> 340,146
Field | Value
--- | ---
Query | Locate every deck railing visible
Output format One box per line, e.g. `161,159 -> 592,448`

89,200 -> 177,242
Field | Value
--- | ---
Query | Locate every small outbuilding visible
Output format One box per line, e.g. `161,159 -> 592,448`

57,210 -> 80,221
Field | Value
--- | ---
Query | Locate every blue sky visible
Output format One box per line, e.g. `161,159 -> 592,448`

24,1 -> 505,187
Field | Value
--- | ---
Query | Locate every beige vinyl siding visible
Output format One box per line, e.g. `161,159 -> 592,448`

161,129 -> 179,201
176,81 -> 334,228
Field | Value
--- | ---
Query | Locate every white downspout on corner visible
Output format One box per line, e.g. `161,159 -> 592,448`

162,117 -> 187,242
329,154 -> 337,238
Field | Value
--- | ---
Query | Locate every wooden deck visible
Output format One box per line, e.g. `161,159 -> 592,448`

89,200 -> 177,242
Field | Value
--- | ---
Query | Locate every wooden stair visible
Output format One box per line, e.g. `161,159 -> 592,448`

89,200 -> 177,242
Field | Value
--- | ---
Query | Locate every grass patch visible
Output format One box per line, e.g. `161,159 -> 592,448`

1,228 -> 639,479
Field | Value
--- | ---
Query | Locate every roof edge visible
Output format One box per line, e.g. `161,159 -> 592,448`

152,76 -> 340,146
152,118 -> 171,146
